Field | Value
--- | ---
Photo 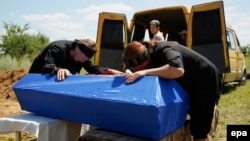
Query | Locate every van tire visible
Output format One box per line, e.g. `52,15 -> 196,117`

238,71 -> 247,86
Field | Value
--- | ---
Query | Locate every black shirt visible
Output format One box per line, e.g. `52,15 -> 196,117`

149,41 -> 222,99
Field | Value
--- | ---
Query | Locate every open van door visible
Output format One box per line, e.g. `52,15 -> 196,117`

95,12 -> 129,71
187,1 -> 230,73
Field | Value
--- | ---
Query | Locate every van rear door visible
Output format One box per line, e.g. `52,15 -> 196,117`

95,12 -> 129,71
187,1 -> 230,73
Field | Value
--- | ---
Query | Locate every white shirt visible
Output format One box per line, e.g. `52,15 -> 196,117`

152,31 -> 164,41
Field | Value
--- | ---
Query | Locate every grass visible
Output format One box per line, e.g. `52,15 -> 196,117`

0,54 -> 31,70
212,81 -> 250,141
211,54 -> 250,141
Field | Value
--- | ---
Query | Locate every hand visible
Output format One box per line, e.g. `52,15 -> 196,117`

125,71 -> 146,83
57,68 -> 71,81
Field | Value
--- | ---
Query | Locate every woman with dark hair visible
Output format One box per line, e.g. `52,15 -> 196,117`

123,41 -> 222,141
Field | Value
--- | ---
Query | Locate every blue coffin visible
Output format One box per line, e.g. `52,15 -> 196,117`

13,74 -> 189,140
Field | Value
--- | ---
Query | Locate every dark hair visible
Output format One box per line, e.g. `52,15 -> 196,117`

139,41 -> 150,49
123,41 -> 150,68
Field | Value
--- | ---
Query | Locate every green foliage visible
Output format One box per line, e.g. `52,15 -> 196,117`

0,22 -> 49,59
241,44 -> 250,54
0,54 -> 31,70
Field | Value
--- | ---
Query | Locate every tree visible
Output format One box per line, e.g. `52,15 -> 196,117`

0,22 -> 49,59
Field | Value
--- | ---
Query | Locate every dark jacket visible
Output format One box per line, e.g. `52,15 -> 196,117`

150,41 -> 222,102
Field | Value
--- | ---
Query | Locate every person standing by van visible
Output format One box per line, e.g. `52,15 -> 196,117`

149,20 -> 164,41
179,29 -> 187,45
122,41 -> 222,141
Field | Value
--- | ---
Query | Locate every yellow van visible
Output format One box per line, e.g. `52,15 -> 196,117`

94,1 -> 247,85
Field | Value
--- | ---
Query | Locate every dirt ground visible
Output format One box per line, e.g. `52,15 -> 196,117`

0,68 -> 29,118
0,68 -> 34,140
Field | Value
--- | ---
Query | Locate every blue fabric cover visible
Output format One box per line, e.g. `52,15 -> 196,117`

13,74 -> 189,140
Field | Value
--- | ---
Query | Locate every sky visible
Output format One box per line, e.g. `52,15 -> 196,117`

1,0 -> 250,46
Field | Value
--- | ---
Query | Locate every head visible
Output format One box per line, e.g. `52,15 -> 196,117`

123,41 -> 151,71
179,30 -> 187,41
71,39 -> 97,63
149,20 -> 160,35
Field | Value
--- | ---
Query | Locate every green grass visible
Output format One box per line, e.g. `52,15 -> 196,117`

0,54 -> 31,70
212,81 -> 250,141
212,54 -> 250,141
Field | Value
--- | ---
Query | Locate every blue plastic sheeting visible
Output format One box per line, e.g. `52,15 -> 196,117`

13,74 -> 190,140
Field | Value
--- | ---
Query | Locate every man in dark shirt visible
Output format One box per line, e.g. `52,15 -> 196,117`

122,41 -> 222,141
29,39 -> 123,81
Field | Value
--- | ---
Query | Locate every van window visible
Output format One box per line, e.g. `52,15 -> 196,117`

167,32 -> 182,43
131,23 -> 145,41
192,9 -> 221,45
101,19 -> 124,50
227,31 -> 236,49
191,9 -> 226,72
99,19 -> 124,70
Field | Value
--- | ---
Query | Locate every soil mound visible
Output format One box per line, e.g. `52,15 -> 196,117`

0,68 -> 28,118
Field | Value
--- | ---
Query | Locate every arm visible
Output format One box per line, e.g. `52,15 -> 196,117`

39,46 -> 62,74
125,64 -> 184,83
40,45 -> 72,81
82,61 -> 124,75
125,48 -> 185,83
99,67 -> 124,75
143,64 -> 184,78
